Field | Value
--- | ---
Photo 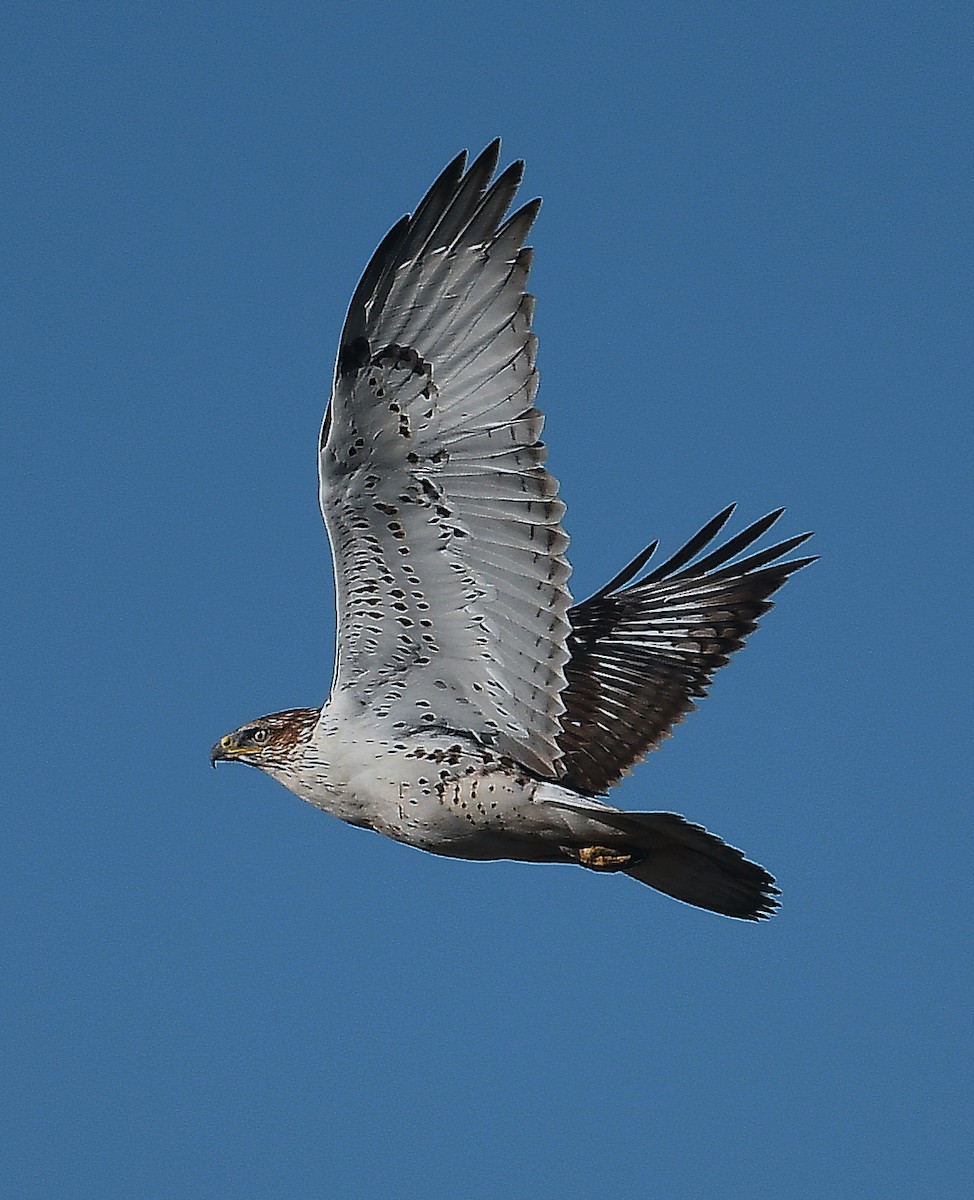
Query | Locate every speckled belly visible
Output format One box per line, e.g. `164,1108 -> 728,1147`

341,738 -> 544,858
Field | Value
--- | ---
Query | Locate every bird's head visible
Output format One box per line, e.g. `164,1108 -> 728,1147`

210,707 -> 320,775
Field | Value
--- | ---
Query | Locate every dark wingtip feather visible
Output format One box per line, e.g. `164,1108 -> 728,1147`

497,195 -> 542,242
335,141 -> 527,381
641,505 -> 738,584
673,508 -> 787,579
706,531 -> 817,582
590,540 -> 660,601
472,137 -> 502,173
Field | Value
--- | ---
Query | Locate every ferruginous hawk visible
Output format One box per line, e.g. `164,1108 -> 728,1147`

212,142 -> 814,920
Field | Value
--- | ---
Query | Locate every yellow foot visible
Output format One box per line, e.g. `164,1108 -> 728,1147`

575,845 -> 637,871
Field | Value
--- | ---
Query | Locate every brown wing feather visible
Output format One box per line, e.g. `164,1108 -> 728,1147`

557,506 -> 815,795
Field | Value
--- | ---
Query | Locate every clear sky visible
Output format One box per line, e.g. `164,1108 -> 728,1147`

4,2 -> 971,1197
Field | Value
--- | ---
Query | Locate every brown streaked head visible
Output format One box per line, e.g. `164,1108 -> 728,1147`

210,707 -> 320,769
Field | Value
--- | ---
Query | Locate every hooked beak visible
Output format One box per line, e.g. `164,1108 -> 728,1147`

210,734 -> 260,767
210,735 -> 234,767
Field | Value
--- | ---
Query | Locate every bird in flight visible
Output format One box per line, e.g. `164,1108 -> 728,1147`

212,141 -> 814,920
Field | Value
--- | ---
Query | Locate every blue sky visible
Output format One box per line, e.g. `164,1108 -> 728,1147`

4,2 -> 971,1196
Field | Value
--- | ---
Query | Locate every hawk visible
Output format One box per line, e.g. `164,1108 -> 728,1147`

212,142 -> 814,920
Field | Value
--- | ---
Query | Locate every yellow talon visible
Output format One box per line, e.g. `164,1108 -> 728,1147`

576,845 -> 636,871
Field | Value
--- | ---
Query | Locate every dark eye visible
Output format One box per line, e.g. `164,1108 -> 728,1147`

253,728 -> 268,744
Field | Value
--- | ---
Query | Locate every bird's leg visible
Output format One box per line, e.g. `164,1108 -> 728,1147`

566,845 -> 640,872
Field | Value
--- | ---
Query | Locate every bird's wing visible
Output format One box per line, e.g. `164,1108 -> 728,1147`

318,142 -> 572,777
558,507 -> 815,795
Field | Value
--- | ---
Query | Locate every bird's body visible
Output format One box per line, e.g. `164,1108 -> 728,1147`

260,705 -> 577,862
213,142 -> 814,920
249,703 -> 631,863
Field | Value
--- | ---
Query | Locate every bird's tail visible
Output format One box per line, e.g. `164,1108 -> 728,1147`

545,798 -> 779,920
621,811 -> 779,920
